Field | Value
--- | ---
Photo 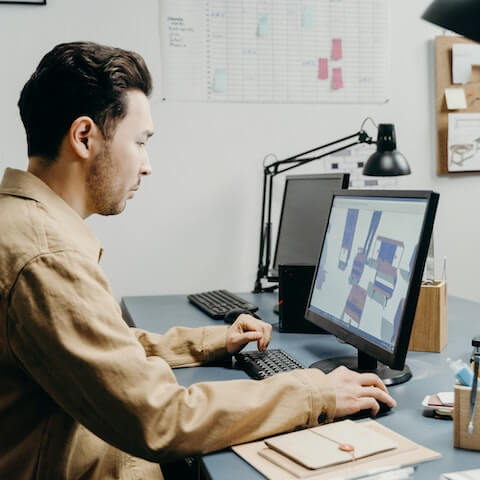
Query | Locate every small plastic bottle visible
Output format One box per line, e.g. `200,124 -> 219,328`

447,357 -> 474,386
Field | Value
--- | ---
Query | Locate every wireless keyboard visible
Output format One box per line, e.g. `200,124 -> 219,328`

234,349 -> 305,379
187,289 -> 259,320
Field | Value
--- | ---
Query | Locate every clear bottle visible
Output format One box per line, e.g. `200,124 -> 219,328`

447,357 -> 474,386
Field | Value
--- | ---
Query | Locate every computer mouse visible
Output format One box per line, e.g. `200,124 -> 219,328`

376,400 -> 393,416
224,309 -> 260,324
348,400 -> 393,420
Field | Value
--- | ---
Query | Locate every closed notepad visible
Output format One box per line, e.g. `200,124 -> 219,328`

264,420 -> 397,470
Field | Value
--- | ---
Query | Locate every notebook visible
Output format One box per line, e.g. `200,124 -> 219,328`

232,420 -> 441,480
264,420 -> 397,470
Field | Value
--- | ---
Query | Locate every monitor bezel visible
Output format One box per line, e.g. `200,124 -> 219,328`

304,189 -> 439,371
270,172 -> 350,279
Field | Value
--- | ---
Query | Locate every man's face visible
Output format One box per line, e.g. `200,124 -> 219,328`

86,89 -> 153,216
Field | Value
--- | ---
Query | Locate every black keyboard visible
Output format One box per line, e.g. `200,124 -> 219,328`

187,289 -> 259,320
235,349 -> 305,379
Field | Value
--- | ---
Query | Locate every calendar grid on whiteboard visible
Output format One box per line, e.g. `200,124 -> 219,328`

159,0 -> 390,104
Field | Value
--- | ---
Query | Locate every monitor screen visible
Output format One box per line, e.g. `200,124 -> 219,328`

305,190 -> 439,385
271,173 -> 349,279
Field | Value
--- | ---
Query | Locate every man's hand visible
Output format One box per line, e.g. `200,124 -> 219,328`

226,314 -> 272,354
326,366 -> 397,417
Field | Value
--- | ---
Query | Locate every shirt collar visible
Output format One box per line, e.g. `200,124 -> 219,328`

0,168 -> 103,263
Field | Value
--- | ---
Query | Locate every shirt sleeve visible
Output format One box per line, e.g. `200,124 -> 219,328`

8,250 -> 335,463
131,325 -> 230,367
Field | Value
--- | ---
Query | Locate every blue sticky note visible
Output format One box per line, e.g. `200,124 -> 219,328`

214,68 -> 228,93
257,15 -> 270,38
302,6 -> 314,29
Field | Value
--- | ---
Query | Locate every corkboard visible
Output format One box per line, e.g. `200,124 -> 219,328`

435,35 -> 480,174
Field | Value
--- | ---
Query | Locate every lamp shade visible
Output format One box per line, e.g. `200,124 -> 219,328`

363,124 -> 411,177
422,0 -> 480,42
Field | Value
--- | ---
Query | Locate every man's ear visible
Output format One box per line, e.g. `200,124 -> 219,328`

69,116 -> 101,160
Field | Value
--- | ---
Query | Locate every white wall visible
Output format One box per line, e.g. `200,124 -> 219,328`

0,0 -> 476,302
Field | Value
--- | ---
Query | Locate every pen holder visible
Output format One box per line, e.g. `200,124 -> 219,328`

408,281 -> 447,353
454,384 -> 480,450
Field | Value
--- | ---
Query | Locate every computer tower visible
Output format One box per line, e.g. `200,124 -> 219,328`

278,264 -> 326,334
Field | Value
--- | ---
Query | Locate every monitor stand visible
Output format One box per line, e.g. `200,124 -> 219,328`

310,350 -> 412,386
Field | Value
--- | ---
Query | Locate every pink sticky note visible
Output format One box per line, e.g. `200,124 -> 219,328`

332,38 -> 343,60
318,58 -> 328,80
332,67 -> 343,89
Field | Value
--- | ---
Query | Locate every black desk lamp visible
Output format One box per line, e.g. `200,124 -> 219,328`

253,118 -> 411,293
422,0 -> 480,43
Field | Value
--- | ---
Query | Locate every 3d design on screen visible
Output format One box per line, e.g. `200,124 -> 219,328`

338,208 -> 358,271
350,210 -> 381,285
310,196 -> 426,351
367,235 -> 404,306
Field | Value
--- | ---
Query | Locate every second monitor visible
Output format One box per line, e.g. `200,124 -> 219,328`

269,173 -> 350,281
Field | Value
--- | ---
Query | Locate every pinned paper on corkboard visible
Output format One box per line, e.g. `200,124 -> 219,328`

435,36 -> 480,174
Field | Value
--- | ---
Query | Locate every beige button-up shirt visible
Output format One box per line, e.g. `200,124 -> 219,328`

0,168 -> 335,480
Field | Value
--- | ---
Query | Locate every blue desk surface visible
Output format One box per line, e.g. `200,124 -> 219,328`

121,293 -> 480,479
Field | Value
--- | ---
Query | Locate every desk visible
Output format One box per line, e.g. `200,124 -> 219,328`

121,293 -> 480,480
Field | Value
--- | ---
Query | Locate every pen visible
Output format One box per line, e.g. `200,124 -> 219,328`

338,465 -> 416,480
468,341 -> 480,434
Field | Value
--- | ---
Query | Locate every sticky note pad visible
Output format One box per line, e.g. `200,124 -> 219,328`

213,68 -> 228,93
445,88 -> 467,110
302,6 -> 314,29
257,15 -> 270,38
318,58 -> 328,80
332,67 -> 343,89
332,38 -> 343,61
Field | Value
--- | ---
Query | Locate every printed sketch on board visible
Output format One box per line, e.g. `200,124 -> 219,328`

448,113 -> 480,172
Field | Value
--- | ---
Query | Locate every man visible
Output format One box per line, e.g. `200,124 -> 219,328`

0,42 -> 395,480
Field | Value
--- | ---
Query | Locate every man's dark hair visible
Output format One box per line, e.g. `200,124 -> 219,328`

18,41 -> 152,161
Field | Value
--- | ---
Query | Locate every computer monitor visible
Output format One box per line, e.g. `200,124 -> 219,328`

304,190 -> 439,385
269,173 -> 350,280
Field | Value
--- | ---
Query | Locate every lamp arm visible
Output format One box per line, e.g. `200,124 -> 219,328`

265,172 -> 274,276
253,168 -> 269,293
271,131 -> 369,167
253,129 -> 373,293
274,140 -> 362,176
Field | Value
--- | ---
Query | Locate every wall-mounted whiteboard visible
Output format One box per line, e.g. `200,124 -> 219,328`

159,0 -> 390,103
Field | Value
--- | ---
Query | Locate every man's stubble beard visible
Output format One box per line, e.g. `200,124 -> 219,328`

86,142 -> 126,216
